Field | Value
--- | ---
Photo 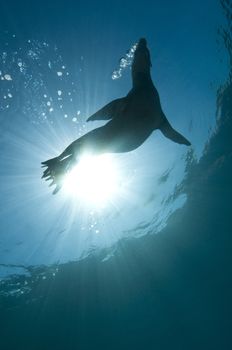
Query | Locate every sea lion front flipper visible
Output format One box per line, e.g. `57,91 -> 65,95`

159,116 -> 191,146
87,97 -> 126,122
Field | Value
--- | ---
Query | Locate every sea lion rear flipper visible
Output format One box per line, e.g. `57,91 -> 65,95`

160,116 -> 191,146
87,97 -> 126,122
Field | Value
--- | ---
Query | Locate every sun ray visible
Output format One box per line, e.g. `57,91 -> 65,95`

63,154 -> 121,207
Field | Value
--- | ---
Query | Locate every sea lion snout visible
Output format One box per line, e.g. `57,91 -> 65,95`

137,38 -> 147,48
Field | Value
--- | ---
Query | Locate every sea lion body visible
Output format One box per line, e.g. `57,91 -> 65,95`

42,38 -> 191,193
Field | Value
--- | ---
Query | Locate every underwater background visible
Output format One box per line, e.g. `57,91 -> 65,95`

0,0 -> 232,349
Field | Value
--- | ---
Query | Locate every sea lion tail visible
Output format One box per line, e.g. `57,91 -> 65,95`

41,155 -> 75,194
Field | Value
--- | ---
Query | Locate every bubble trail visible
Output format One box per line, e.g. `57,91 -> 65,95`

111,42 -> 137,80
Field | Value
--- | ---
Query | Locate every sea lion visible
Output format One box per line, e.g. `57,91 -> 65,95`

42,38 -> 191,194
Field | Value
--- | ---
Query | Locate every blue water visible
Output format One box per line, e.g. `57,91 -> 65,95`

0,0 -> 232,349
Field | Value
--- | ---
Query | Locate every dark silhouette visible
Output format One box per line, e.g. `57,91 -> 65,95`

42,38 -> 191,194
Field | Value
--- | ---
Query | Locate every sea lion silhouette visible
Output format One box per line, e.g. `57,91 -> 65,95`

42,38 -> 191,194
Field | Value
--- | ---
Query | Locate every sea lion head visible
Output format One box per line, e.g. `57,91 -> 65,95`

137,38 -> 147,48
132,38 -> 152,88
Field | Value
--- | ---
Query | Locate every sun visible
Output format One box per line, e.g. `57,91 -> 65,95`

63,154 -> 121,206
